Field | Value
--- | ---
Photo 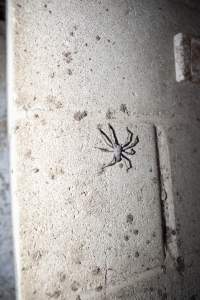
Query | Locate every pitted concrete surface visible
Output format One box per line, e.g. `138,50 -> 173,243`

15,117 -> 165,298
8,0 -> 200,299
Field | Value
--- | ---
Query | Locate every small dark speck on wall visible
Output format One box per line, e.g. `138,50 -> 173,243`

71,281 -> 80,292
67,69 -> 73,75
92,266 -> 101,275
74,111 -> 88,121
95,285 -> 103,292
120,104 -> 129,115
126,213 -> 133,224
46,290 -> 61,298
135,251 -> 139,257
96,35 -> 101,41
176,256 -> 185,274
106,108 -> 115,120
124,235 -> 130,241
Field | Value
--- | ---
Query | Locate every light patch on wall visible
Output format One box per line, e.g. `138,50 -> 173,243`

174,33 -> 200,83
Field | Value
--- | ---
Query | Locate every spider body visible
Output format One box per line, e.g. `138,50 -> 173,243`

113,144 -> 123,162
96,123 -> 139,172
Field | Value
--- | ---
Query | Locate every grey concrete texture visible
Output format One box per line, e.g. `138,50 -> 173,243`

175,0 -> 200,11
191,37 -> 200,83
8,0 -> 200,299
0,21 -> 15,299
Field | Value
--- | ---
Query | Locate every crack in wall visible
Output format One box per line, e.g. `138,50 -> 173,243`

154,125 -> 179,263
154,125 -> 167,259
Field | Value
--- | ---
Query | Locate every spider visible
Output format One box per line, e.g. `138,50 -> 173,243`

96,123 -> 139,172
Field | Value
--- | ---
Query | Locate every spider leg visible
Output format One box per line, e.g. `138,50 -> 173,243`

98,128 -> 113,148
123,127 -> 133,148
123,149 -> 136,155
102,156 -> 116,169
108,123 -> 119,144
122,157 -> 129,171
122,153 -> 132,172
124,136 -> 139,150
95,147 -> 113,152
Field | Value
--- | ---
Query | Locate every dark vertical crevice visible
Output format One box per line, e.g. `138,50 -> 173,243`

0,0 -> 5,21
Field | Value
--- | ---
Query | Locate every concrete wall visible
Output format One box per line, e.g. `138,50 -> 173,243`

8,0 -> 200,299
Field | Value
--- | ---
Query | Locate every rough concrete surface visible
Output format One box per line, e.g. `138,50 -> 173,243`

8,0 -> 200,299
0,21 -> 15,299
191,37 -> 200,83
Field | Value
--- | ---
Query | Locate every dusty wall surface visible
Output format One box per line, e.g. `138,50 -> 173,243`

8,0 -> 200,299
0,21 -> 15,299
175,0 -> 200,11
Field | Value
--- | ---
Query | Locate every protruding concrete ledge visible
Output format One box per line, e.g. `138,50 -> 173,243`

174,33 -> 191,82
174,33 -> 200,83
